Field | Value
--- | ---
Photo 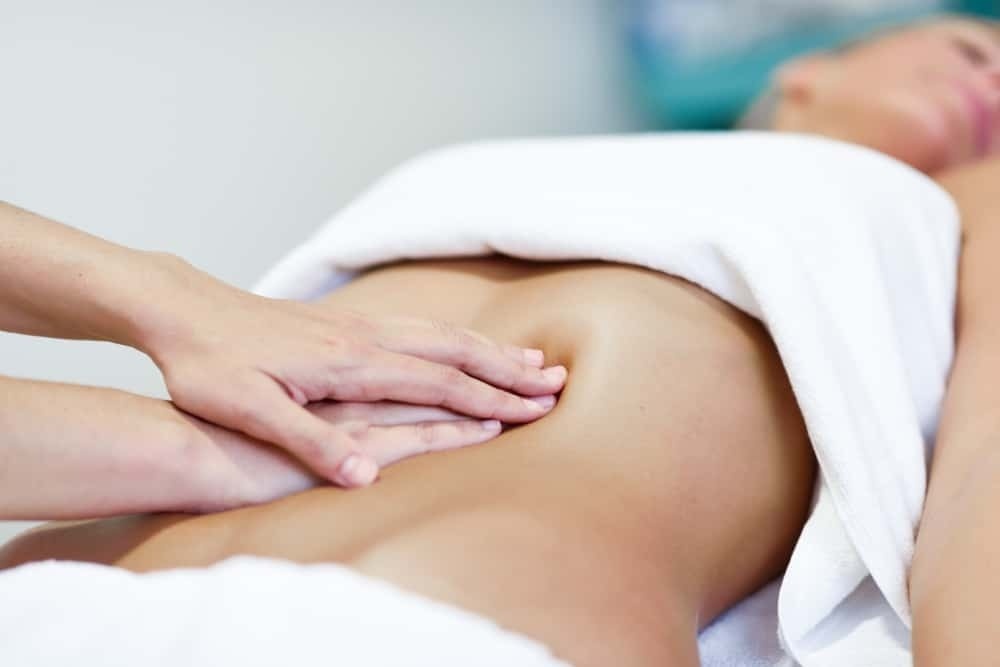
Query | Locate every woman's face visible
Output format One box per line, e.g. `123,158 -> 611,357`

775,19 -> 1000,173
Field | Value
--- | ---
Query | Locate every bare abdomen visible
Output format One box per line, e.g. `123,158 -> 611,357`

2,259 -> 815,666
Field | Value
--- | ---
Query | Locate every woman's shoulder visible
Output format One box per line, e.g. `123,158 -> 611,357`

934,156 -> 1000,236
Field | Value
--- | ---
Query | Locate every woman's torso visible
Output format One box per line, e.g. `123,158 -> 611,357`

0,259 -> 814,665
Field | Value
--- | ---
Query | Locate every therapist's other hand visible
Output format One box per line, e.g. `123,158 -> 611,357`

190,402 -> 505,511
141,268 -> 565,488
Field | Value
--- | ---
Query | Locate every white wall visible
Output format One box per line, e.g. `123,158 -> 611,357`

0,1 -> 650,545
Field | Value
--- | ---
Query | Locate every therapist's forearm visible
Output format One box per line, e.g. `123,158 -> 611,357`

0,200 -> 222,351
0,375 -> 230,520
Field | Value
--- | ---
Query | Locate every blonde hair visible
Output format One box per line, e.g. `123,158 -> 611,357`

735,86 -> 780,131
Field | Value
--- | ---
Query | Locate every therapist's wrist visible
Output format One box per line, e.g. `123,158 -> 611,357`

114,250 -> 236,362
0,376 -> 229,519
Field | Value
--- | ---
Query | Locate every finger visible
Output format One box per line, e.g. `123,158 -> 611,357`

225,375 -> 379,487
375,318 -> 564,395
357,419 -> 503,467
500,342 -> 546,368
448,327 -> 549,377
402,318 -> 546,368
328,348 -> 559,423
309,401 -> 468,426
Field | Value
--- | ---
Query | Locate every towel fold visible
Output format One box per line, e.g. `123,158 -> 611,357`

0,556 -> 566,666
255,132 -> 960,665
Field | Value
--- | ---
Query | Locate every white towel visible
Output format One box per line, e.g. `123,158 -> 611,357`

255,132 -> 960,666
0,556 -> 567,666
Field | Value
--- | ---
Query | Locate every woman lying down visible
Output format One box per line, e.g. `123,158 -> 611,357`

3,16 -> 999,667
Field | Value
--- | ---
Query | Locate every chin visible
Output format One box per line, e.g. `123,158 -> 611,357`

870,128 -> 953,175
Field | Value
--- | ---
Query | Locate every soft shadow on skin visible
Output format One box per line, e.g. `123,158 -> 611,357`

0,515 -> 190,569
362,255 -> 582,286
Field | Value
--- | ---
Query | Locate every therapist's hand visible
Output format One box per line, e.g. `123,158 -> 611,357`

140,262 -> 566,488
0,376 -> 508,520
190,401 -> 506,511
0,203 -> 563,491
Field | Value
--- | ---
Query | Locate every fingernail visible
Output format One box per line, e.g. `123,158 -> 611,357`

524,395 -> 556,411
480,419 -> 502,433
523,348 -> 545,367
337,454 -> 378,487
543,365 -> 567,384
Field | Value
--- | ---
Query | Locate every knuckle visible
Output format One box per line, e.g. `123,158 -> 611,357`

502,343 -> 524,360
340,310 -> 376,334
450,329 -> 477,355
344,421 -> 369,441
322,336 -> 354,366
351,343 -> 383,370
430,368 -> 467,405
450,343 -> 472,367
419,381 -> 449,408
324,335 -> 358,360
498,392 -> 524,417
414,422 -> 438,451
451,421 -> 477,439
347,380 -> 381,403
433,319 -> 469,346
430,318 -> 453,337
330,336 -> 381,366
493,363 -> 520,389
438,365 -> 465,386
229,398 -> 266,432
324,356 -> 379,401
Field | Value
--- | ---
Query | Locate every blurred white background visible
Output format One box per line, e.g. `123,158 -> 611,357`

0,1 -> 650,544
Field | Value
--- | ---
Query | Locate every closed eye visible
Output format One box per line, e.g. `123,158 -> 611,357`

953,38 -> 990,66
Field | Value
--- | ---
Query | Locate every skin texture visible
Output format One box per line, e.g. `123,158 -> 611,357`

0,377 -> 506,519
909,157 -> 1000,666
770,19 -> 1000,665
774,18 -> 1000,173
0,201 -> 564,500
5,16 -> 1000,665
0,260 -> 817,666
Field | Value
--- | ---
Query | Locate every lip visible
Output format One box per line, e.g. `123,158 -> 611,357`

956,82 -> 995,156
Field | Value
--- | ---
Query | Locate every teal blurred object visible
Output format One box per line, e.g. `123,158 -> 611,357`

630,0 -> 1000,129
